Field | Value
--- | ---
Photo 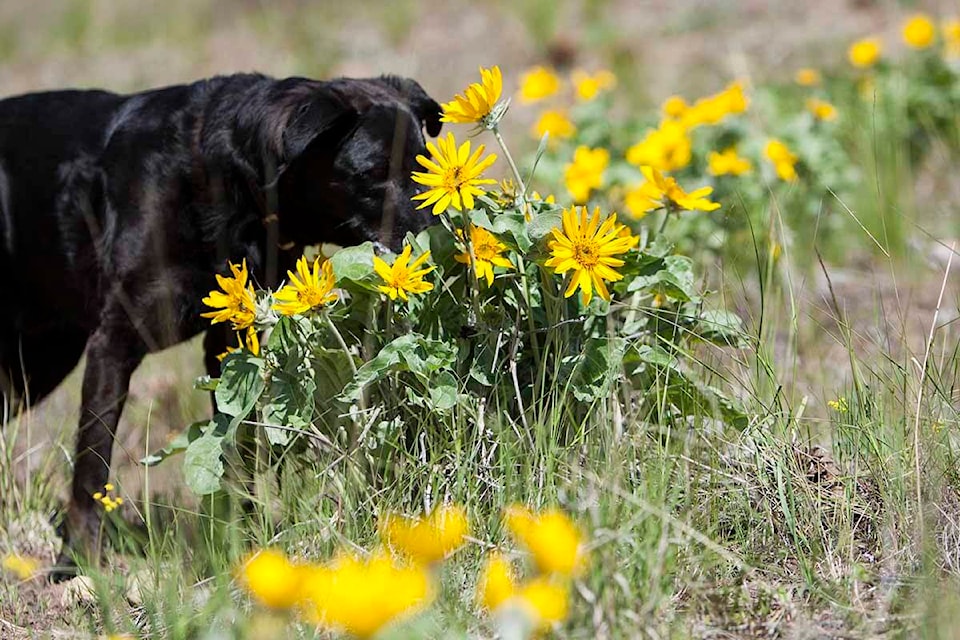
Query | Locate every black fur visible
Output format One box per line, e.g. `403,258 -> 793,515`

0,72 -> 441,577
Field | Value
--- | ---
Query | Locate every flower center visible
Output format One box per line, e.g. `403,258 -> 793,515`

573,241 -> 600,268
474,241 -> 499,261
443,166 -> 465,190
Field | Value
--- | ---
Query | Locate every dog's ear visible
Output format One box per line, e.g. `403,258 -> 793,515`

279,90 -> 360,165
376,76 -> 443,137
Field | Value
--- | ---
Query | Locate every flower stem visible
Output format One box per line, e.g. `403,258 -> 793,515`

325,312 -> 365,446
492,126 -> 526,197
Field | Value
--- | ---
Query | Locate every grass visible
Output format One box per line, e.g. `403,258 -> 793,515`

4,1 -> 960,638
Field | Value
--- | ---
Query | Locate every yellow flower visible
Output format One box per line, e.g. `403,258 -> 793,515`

707,148 -> 752,177
504,506 -> 588,576
2,553 -> 39,580
681,81 -> 749,127
943,19 -> 960,57
440,65 -> 503,125
849,37 -> 882,68
516,576 -> 570,632
625,120 -> 692,172
623,181 -> 664,219
201,259 -> 257,330
373,245 -> 435,301
411,132 -> 498,214
640,166 -> 721,212
454,224 -> 513,287
478,552 -> 517,610
903,14 -> 936,49
300,552 -> 434,638
217,326 -> 260,361
272,256 -> 338,316
806,98 -> 838,121
544,206 -> 637,305
764,139 -> 799,182
380,505 -> 470,564
828,397 -> 849,413
519,65 -> 561,103
238,549 -> 303,610
661,95 -> 689,120
571,69 -> 616,101
532,109 -> 576,142
94,483 -> 124,513
563,145 -> 609,203
794,68 -> 821,87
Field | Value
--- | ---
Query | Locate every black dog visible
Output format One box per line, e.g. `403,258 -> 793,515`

0,73 -> 442,576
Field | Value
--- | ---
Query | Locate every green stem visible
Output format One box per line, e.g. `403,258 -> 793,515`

493,126 -> 526,196
325,312 -> 364,446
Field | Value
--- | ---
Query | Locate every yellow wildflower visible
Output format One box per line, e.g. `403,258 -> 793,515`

623,180 -> 664,219
2,553 -> 39,580
516,576 -> 570,632
440,65 -> 503,125
94,483 -> 124,513
201,259 -> 257,330
411,132 -> 498,214
300,552 -> 434,638
707,148 -> 752,177
571,69 -> 616,101
478,552 -> 517,610
532,109 -> 576,142
764,139 -> 799,182
640,166 -> 721,212
806,98 -> 838,121
563,145 -> 609,203
454,224 -> 514,287
380,504 -> 470,564
625,120 -> 692,172
217,326 -> 260,361
662,95 -> 689,120
505,506 -> 588,576
519,65 -> 561,103
794,68 -> 821,87
681,81 -> 749,127
943,19 -> 960,57
272,256 -> 338,316
903,14 -> 936,49
373,245 -> 435,301
828,397 -> 849,413
849,38 -> 882,68
237,549 -> 303,610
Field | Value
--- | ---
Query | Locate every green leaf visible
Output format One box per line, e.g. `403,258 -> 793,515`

142,420 -> 206,466
694,310 -> 747,347
215,353 -> 265,420
331,242 -> 376,282
565,337 -> 627,402
262,370 -> 316,445
193,375 -> 219,392
427,371 -> 458,412
340,334 -> 456,402
527,209 -> 563,242
183,433 -> 225,495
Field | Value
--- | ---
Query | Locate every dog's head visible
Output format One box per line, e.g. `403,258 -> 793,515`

270,76 -> 442,252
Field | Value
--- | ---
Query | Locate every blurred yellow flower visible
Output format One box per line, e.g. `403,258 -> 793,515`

806,98 -> 838,121
519,65 -> 561,103
272,255 -> 338,316
441,65 -> 503,125
300,552 -> 434,638
238,549 -> 303,610
455,225 -> 514,287
623,180 -> 664,219
662,95 -> 689,120
794,68 -> 821,87
412,132 -> 497,214
571,69 -> 616,101
201,259 -> 257,330
217,326 -> 260,361
625,120 -> 692,172
563,145 -> 609,203
903,14 -> 936,49
2,553 -> 39,580
477,552 -> 517,610
516,576 -> 570,632
640,167 -> 721,212
504,506 -> 588,576
707,148 -> 752,177
381,504 -> 470,564
681,81 -> 749,127
943,19 -> 960,57
545,206 -> 638,305
373,245 -> 435,301
764,139 -> 799,182
849,38 -> 882,68
532,109 -> 576,142
828,397 -> 849,413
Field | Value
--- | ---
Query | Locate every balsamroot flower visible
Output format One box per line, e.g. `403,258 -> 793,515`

707,148 -> 752,177
2,553 -> 39,580
544,206 -> 638,305
794,68 -> 821,87
903,14 -> 936,49
412,132 -> 498,214
455,224 -> 514,287
478,552 -> 517,610
272,255 -> 338,316
944,20 -> 960,58
217,326 -> 260,361
571,69 -> 616,101
237,549 -> 304,610
563,146 -> 609,203
201,259 -> 257,330
373,245 -> 435,301
380,504 -> 470,564
440,65 -> 504,125
478,552 -> 571,633
532,109 -> 576,142
299,552 -> 434,638
519,66 -> 561,103
640,166 -> 721,212
625,120 -> 692,172
504,506 -> 588,576
764,139 -> 800,182
849,37 -> 882,68
806,98 -> 838,121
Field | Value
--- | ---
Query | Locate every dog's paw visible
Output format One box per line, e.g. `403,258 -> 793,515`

47,553 -> 80,583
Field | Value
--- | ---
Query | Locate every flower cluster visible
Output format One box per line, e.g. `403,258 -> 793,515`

92,482 -> 124,513
2,553 -> 39,581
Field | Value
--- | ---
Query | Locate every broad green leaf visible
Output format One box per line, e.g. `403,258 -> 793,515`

142,420 -> 206,466
527,210 -> 563,242
183,433 -> 225,495
215,353 -> 265,420
330,242 -> 376,282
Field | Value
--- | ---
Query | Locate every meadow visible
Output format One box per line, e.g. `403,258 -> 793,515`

4,1 -> 960,638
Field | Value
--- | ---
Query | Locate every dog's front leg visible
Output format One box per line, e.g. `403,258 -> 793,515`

53,324 -> 145,580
